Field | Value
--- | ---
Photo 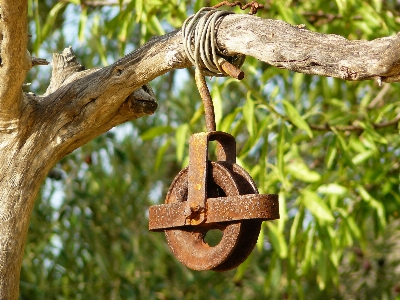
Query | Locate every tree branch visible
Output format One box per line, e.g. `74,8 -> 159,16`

216,14 -> 400,83
34,39 -> 182,157
368,83 -> 391,109
0,0 -> 30,122
30,57 -> 49,67
31,13 -> 400,160
309,113 -> 400,132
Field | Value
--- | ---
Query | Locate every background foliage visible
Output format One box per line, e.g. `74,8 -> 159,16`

22,0 -> 400,299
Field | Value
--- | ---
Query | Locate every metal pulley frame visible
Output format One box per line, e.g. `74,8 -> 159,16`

149,131 -> 279,271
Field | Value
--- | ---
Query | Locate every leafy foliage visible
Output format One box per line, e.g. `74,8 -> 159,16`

22,0 -> 400,299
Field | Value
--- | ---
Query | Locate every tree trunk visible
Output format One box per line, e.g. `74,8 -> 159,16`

0,48 -> 158,298
0,144 -> 53,298
0,2 -> 400,299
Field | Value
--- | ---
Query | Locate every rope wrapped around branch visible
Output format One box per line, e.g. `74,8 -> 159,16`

182,7 -> 246,78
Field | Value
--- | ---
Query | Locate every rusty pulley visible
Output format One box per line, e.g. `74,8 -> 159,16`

149,131 -> 279,271
148,4 -> 279,271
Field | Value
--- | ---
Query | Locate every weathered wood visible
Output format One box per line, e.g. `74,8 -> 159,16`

0,0 -> 30,122
216,14 -> 400,83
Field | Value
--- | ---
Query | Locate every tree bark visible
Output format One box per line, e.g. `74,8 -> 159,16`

216,15 -> 400,83
0,1 -> 31,298
0,3 -> 399,299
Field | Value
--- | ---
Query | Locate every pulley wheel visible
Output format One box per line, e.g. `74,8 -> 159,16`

164,161 -> 262,271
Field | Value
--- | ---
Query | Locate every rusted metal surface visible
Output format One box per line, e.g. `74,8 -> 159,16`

195,68 -> 216,132
186,133 -> 208,224
164,162 -> 242,271
186,131 -> 236,224
148,132 -> 279,270
218,57 -> 245,80
149,194 -> 278,231
148,130 -> 280,271
213,1 -> 264,15
164,161 -> 267,271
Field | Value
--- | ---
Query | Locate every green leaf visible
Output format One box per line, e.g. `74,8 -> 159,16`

140,126 -> 174,140
302,190 -> 334,223
317,183 -> 348,196
317,244 -> 327,290
78,6 -> 88,43
243,92 -> 255,137
335,0 -> 348,15
332,128 -> 355,168
149,14 -> 165,36
282,100 -> 313,138
337,208 -> 361,242
175,124 -> 189,162
277,125 -> 286,186
289,206 -> 304,245
32,0 -> 41,55
270,257 -> 283,292
135,0 -> 143,23
118,12 -> 131,44
267,222 -> 288,259
219,108 -> 240,133
211,81 -> 223,129
371,0 -> 382,12
155,139 -> 171,171
352,150 -> 375,165
292,73 -> 303,101
349,135 -> 367,153
92,15 -> 108,66
256,223 -> 265,251
233,252 -> 252,283
189,103 -> 205,126
277,192 -> 287,233
359,3 -> 384,30
41,2 -> 66,44
301,226 -> 314,274
274,1 -> 295,24
287,160 -> 321,183
270,86 -> 280,100
325,145 -> 337,170
357,185 -> 387,227
359,121 -> 388,144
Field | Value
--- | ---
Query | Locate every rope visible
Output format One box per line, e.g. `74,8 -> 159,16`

182,7 -> 245,77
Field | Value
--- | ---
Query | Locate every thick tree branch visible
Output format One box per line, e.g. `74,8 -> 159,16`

37,31 -> 188,158
216,15 -> 400,83
30,57 -> 49,67
309,113 -> 400,132
0,0 -> 30,122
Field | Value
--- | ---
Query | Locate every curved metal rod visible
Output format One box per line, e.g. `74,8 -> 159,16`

195,68 -> 216,132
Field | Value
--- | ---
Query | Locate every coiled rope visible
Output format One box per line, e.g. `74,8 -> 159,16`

182,7 -> 246,77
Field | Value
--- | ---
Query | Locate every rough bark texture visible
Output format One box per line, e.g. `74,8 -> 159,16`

0,1 -> 30,298
0,3 -> 399,299
217,15 -> 400,83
